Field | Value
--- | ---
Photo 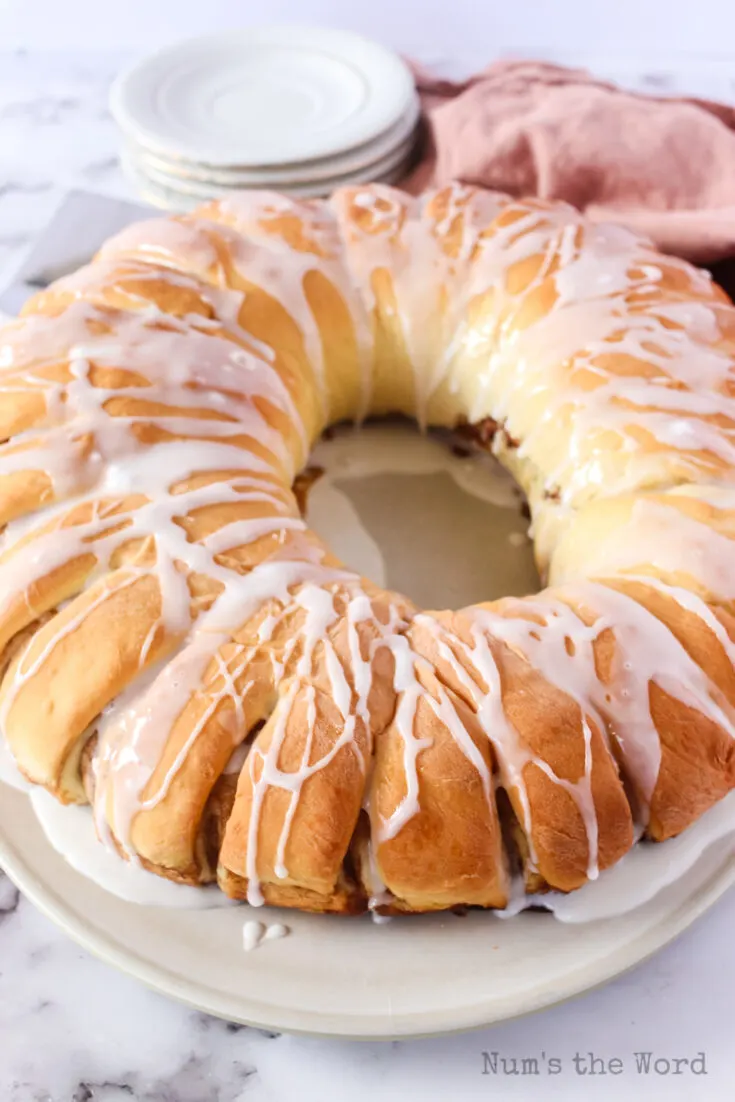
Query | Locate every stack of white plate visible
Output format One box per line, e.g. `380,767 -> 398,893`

111,26 -> 420,211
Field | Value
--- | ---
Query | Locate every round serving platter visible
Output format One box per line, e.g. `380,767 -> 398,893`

122,131 -> 416,202
121,97 -> 420,187
121,150 -> 412,212
1,783 -> 733,1038
1,425 -> 734,1038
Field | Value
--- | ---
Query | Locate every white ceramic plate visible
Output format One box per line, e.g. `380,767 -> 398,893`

122,97 -> 420,186
1,782 -> 734,1038
111,27 -> 416,168
124,134 -> 416,201
121,150 -> 412,212
1,425 -> 735,1036
125,126 -> 417,193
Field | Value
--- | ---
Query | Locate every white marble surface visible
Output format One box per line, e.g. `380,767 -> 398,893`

2,4 -> 735,1099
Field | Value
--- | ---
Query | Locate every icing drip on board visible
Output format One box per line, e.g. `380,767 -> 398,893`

500,790 -> 735,923
30,787 -> 235,908
242,919 -> 290,951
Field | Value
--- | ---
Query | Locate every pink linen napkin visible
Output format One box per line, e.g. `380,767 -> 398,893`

403,59 -> 735,267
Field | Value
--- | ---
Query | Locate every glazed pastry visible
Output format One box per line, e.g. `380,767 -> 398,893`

0,183 -> 733,914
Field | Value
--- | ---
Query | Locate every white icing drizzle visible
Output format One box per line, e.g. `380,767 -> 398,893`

476,577 -> 735,816
218,193 -> 375,422
0,182 -> 733,920
243,580 -> 406,905
376,636 -> 434,844
551,491 -> 735,600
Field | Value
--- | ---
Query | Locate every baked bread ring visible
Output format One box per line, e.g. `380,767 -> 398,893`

1,183 -> 734,914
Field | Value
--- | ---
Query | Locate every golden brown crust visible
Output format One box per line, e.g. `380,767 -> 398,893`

407,610 -> 634,892
369,669 -> 509,910
1,570 -> 174,801
0,184 -> 732,915
217,586 -> 408,905
559,581 -> 735,840
219,683 -> 370,900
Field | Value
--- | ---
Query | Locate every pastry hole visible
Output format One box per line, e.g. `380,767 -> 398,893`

198,719 -> 266,876
495,786 -> 524,881
221,720 -> 263,780
59,721 -> 98,805
349,809 -> 387,912
605,739 -> 646,830
496,785 -> 547,894
340,840 -> 363,901
0,611 -> 55,680
200,772 -> 239,879
80,731 -> 99,802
